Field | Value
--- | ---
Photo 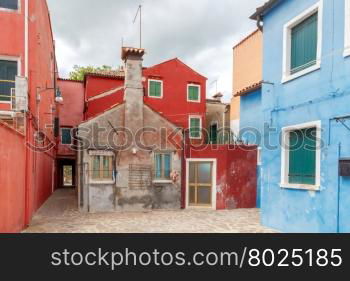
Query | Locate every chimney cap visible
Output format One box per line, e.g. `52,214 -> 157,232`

121,47 -> 145,61
213,92 -> 223,98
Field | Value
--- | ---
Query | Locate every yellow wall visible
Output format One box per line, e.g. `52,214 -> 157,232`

230,30 -> 263,132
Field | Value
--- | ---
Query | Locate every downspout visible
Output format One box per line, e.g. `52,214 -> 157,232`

24,0 -> 30,227
337,142 -> 341,233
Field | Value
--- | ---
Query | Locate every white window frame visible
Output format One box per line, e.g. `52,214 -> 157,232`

88,150 -> 115,184
0,0 -> 21,13
345,0 -> 350,57
282,1 -> 323,83
0,55 -> 21,104
280,120 -> 321,191
189,115 -> 202,139
153,152 -> 173,183
185,158 -> 217,210
187,84 -> 201,103
148,79 -> 163,99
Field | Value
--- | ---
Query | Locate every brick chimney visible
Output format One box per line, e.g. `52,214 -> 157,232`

121,47 -> 145,136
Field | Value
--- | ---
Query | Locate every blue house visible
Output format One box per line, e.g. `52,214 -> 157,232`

250,0 -> 350,232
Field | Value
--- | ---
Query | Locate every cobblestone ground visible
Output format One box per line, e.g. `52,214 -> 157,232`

23,189 -> 276,233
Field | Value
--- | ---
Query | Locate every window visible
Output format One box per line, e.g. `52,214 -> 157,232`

61,128 -> 72,145
291,13 -> 318,74
0,59 -> 17,102
154,153 -> 171,180
187,84 -> 200,102
189,116 -> 202,139
91,155 -> 113,181
148,79 -> 163,98
0,0 -> 18,10
345,0 -> 350,57
281,121 -> 321,190
282,2 -> 322,83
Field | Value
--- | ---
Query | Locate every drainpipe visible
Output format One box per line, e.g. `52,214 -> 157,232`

24,0 -> 29,78
337,142 -> 341,233
24,0 -> 30,228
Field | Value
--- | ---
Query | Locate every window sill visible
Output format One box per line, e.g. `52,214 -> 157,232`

153,179 -> 173,184
344,47 -> 350,58
187,99 -> 201,103
148,95 -> 163,99
0,100 -> 11,104
280,183 -> 320,191
0,110 -> 15,117
0,8 -> 19,13
282,63 -> 321,84
89,180 -> 115,185
189,136 -> 202,140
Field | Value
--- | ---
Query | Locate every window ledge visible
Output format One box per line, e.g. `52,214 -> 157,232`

0,110 -> 15,117
148,96 -> 163,99
280,183 -> 320,191
344,47 -> 350,58
281,63 -> 321,84
153,179 -> 173,184
0,8 -> 19,13
187,100 -> 201,103
89,180 -> 115,185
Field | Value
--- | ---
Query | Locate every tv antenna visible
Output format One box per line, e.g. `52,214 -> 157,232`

133,5 -> 142,48
210,79 -> 218,94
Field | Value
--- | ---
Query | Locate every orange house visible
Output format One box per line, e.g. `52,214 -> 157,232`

231,29 -> 263,136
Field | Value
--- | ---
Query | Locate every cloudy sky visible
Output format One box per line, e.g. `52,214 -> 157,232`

47,0 -> 265,102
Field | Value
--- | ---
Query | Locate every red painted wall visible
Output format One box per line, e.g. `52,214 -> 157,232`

0,0 -> 24,111
83,59 -> 207,134
84,75 -> 124,120
0,125 -> 26,233
143,58 -> 207,130
184,145 -> 257,210
0,0 -> 57,232
57,79 -> 84,157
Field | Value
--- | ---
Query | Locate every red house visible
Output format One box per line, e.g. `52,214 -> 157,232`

0,0 -> 58,233
83,58 -> 207,136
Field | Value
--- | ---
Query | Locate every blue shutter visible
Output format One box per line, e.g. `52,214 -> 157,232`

291,13 -> 318,74
61,128 -> 72,145
155,154 -> 162,178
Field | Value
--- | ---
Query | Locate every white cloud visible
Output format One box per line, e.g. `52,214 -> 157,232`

48,0 -> 265,100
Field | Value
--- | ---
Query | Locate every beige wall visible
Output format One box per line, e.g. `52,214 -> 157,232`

230,30 -> 263,133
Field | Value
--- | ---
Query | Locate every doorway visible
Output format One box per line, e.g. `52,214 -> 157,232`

57,159 -> 76,189
186,159 -> 216,209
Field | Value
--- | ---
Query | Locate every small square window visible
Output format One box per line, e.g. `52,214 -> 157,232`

187,84 -> 200,102
148,79 -> 163,98
154,153 -> 171,180
61,128 -> 72,145
189,116 -> 202,139
0,0 -> 18,10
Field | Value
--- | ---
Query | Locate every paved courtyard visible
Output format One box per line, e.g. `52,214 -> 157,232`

23,189 -> 275,233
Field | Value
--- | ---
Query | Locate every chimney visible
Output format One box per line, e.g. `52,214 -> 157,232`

213,92 -> 223,102
122,47 -> 145,136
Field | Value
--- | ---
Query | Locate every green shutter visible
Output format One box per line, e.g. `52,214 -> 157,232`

155,154 -> 162,178
188,86 -> 199,101
291,13 -> 318,74
149,81 -> 161,97
164,154 -> 171,178
190,118 -> 201,138
289,127 -> 316,185
61,128 -> 72,145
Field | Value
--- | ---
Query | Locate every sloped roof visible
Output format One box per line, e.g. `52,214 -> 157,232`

250,0 -> 282,20
234,81 -> 262,97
